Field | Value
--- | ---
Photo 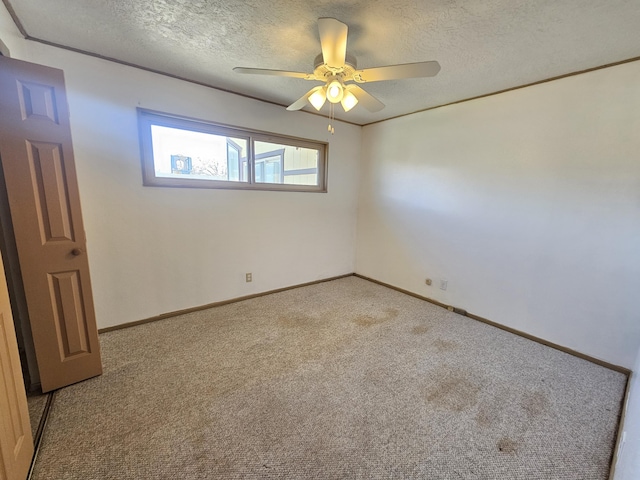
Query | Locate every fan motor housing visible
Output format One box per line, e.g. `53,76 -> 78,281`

313,53 -> 357,80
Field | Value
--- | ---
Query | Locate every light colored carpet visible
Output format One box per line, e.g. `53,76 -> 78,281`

32,276 -> 626,479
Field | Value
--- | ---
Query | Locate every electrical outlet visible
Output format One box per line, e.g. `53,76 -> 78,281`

440,279 -> 448,290
425,278 -> 432,286
246,273 -> 252,282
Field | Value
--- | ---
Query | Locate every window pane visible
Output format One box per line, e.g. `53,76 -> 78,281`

254,141 -> 319,186
139,109 -> 327,192
151,125 -> 247,182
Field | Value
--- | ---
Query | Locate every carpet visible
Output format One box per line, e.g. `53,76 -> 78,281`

31,276 -> 626,479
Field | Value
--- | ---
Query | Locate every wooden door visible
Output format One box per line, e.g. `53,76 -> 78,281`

0,56 -> 102,392
0,250 -> 33,480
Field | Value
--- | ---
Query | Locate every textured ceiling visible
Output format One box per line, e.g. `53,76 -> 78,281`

5,0 -> 640,125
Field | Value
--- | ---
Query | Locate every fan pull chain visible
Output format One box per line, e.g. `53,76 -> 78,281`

327,104 -> 335,135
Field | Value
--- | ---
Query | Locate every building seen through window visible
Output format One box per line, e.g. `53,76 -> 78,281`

138,109 -> 326,192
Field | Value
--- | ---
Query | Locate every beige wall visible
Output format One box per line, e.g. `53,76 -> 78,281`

2,3 -> 639,469
0,4 -> 362,330
2,1 -> 639,368
357,60 -> 640,369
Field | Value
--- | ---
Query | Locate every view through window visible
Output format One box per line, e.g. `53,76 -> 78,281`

139,109 -> 327,192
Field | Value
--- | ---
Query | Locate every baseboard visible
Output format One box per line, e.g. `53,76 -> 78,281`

609,373 -> 633,480
354,273 -> 631,375
98,273 -> 354,334
101,271 -> 631,375
355,273 -> 632,480
96,271 -> 630,479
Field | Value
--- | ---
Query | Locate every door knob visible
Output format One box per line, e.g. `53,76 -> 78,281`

71,248 -> 83,256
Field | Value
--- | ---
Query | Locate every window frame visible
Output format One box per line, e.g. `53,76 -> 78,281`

226,138 -> 245,182
138,108 -> 328,193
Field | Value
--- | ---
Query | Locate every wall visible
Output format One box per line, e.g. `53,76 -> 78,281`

0,5 -> 361,330
357,61 -> 640,369
614,346 -> 640,479
2,2 -> 638,366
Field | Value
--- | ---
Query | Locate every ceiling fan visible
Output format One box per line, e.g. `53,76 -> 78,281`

233,18 -> 441,114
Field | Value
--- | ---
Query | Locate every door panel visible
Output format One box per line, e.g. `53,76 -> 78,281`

26,141 -> 75,243
0,251 -> 33,480
17,80 -> 59,123
49,270 -> 91,358
0,56 -> 102,392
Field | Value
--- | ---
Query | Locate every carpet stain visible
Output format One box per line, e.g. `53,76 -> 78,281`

497,437 -> 519,454
353,308 -> 398,327
425,367 -> 482,411
36,277 -> 627,480
411,325 -> 430,335
432,339 -> 458,352
522,391 -> 549,418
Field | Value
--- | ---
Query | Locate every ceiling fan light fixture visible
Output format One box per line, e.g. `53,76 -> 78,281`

326,79 -> 344,103
341,90 -> 358,112
234,18 -> 440,118
308,87 -> 327,110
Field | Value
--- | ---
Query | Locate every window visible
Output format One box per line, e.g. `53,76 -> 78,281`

138,109 -> 327,192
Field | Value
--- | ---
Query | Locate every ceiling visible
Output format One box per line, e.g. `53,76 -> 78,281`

5,0 -> 640,125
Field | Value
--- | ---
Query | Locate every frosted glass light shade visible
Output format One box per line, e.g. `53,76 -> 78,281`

308,88 -> 327,110
341,90 -> 358,112
326,80 -> 344,103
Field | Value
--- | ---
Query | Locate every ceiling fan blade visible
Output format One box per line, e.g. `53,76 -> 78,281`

354,61 -> 441,83
345,84 -> 385,112
318,17 -> 348,69
233,67 -> 314,80
286,86 -> 323,111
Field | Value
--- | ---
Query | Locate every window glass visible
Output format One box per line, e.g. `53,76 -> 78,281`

151,125 -> 247,182
138,109 -> 327,192
254,141 -> 319,186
